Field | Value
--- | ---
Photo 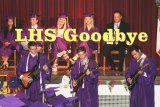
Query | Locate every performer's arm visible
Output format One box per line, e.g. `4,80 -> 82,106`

86,61 -> 99,84
16,55 -> 25,79
126,59 -> 135,84
71,62 -> 78,80
41,55 -> 52,80
143,59 -> 157,84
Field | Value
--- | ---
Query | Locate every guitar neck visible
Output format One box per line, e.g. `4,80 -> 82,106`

76,73 -> 86,83
132,63 -> 149,80
30,57 -> 57,77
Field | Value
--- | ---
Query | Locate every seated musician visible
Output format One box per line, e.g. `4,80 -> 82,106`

21,14 -> 44,54
71,46 -> 99,107
16,41 -> 51,102
0,16 -> 20,70
126,44 -> 157,107
51,13 -> 72,72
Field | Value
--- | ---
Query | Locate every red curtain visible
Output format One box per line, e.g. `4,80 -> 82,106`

0,0 -> 159,71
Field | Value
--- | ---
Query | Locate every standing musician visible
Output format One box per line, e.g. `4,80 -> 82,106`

16,42 -> 51,102
71,46 -> 99,107
126,44 -> 157,107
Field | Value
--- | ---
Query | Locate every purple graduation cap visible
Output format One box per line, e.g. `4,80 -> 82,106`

84,13 -> 94,17
57,13 -> 70,27
47,94 -> 68,107
0,95 -> 25,107
30,13 -> 40,19
15,91 -> 30,100
44,87 -> 56,99
6,16 -> 15,20
65,96 -> 79,107
16,92 -> 32,106
0,94 -> 5,100
29,101 -> 48,107
58,13 -> 68,18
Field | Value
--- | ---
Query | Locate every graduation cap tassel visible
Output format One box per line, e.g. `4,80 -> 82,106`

67,16 -> 69,27
14,17 -> 16,27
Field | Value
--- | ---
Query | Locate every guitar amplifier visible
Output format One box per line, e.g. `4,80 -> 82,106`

0,75 -> 7,94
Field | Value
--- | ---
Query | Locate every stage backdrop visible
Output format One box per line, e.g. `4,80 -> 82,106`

0,0 -> 159,72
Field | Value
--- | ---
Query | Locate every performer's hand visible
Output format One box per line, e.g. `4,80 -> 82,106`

86,69 -> 92,75
22,76 -> 33,83
43,65 -> 48,71
127,78 -> 132,84
4,42 -> 11,46
138,70 -> 144,75
73,80 -> 77,87
63,53 -> 69,60
37,46 -> 42,52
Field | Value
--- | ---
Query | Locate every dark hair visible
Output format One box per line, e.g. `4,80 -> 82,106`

129,44 -> 142,54
4,18 -> 15,39
77,46 -> 86,53
28,42 -> 37,49
113,10 -> 122,16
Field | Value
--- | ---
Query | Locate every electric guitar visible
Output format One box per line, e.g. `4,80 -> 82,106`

127,63 -> 149,90
71,64 -> 98,93
20,51 -> 65,89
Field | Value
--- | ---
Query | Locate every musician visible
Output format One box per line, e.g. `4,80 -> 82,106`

78,13 -> 99,59
71,46 -> 99,107
103,11 -> 129,72
0,16 -> 20,70
126,45 -> 157,107
51,13 -> 72,71
16,42 -> 51,102
21,14 -> 44,53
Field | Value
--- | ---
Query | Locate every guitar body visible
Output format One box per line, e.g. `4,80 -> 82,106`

127,63 -> 149,90
20,71 -> 32,89
20,51 -> 65,89
72,72 -> 85,93
128,75 -> 138,90
20,70 -> 39,89
71,65 -> 98,93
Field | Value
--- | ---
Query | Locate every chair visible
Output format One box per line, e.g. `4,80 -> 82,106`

0,50 -> 17,71
92,42 -> 100,64
103,50 -> 126,74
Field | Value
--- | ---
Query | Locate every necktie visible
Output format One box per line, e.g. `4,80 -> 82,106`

116,23 -> 119,29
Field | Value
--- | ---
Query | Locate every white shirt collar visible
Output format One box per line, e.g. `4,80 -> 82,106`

30,52 -> 38,57
114,22 -> 121,26
31,24 -> 38,29
80,57 -> 89,65
137,53 -> 146,62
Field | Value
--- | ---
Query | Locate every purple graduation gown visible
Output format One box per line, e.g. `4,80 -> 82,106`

0,30 -> 20,57
71,59 -> 99,107
19,26 -> 45,55
16,52 -> 51,102
78,27 -> 99,58
23,26 -> 44,46
126,58 -> 157,107
51,26 -> 70,58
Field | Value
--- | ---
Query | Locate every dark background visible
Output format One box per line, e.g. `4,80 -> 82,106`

0,0 -> 159,72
